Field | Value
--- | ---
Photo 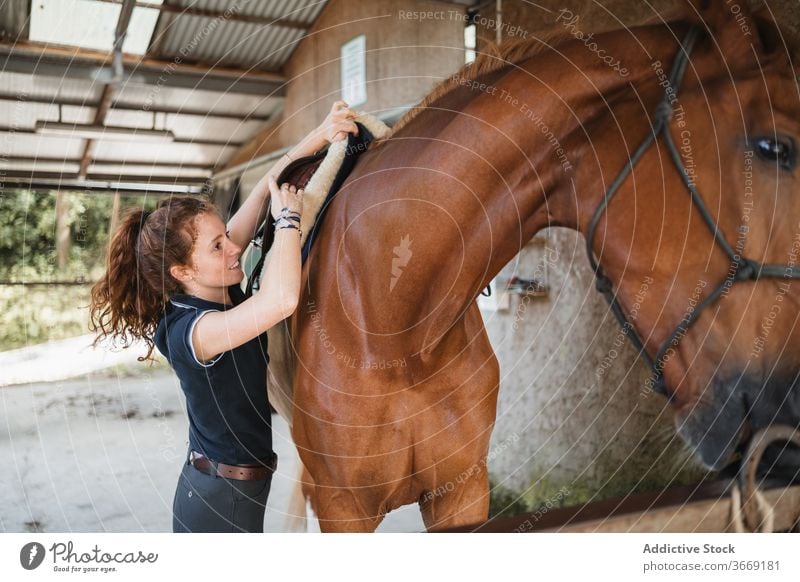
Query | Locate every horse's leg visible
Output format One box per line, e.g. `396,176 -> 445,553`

313,487 -> 385,533
419,466 -> 491,531
416,301 -> 499,531
282,464 -> 311,532
293,293 -> 498,532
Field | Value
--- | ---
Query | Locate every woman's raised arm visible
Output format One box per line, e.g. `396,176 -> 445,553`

191,179 -> 305,363
225,100 -> 359,249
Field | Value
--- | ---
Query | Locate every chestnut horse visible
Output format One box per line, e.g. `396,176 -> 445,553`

281,2 -> 800,531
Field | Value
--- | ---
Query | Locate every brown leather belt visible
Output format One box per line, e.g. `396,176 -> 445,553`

189,451 -> 276,481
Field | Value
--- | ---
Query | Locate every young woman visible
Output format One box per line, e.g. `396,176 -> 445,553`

90,101 -> 359,532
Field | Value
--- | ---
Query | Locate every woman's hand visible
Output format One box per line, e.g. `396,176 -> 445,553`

316,100 -> 359,144
268,176 -> 303,220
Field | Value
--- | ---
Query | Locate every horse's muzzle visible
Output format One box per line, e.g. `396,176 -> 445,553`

675,371 -> 800,472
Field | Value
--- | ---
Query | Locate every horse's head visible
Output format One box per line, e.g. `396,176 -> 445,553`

595,3 -> 800,471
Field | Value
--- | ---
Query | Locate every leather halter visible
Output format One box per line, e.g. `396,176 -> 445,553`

586,25 -> 800,397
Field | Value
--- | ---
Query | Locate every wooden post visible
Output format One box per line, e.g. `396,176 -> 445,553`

108,192 -> 121,239
54,191 -> 71,269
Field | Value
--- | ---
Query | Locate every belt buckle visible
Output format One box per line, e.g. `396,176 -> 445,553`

190,451 -> 219,477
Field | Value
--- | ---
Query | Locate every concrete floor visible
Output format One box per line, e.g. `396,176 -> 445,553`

0,367 -> 425,533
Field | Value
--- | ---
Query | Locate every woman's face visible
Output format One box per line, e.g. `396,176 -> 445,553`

185,212 -> 244,291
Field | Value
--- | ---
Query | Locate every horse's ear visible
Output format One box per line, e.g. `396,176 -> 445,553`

683,0 -> 762,66
749,4 -> 800,73
750,6 -> 786,55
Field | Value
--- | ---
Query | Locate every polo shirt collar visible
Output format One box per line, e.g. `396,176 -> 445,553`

170,293 -> 233,311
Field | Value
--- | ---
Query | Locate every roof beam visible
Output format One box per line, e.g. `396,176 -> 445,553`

1,170 -> 210,185
0,179 -> 208,197
0,124 -> 244,147
79,84 -> 115,178
93,0 -> 311,30
0,92 -> 274,122
2,155 -> 214,170
0,41 -> 287,96
77,0 -> 136,178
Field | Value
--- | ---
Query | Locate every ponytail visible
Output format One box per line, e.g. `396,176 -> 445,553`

89,196 -> 215,360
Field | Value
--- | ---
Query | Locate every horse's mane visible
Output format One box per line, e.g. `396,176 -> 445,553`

380,27 -> 576,142
372,3 -> 797,148
375,6 -> 690,145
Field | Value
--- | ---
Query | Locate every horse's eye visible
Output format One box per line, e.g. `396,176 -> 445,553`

755,137 -> 795,170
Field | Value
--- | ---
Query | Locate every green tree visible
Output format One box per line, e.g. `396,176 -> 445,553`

0,189 -> 160,349
0,189 -> 158,281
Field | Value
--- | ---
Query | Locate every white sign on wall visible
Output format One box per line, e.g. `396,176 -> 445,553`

341,35 -> 367,107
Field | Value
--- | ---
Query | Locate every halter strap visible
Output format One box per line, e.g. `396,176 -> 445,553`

586,25 -> 800,397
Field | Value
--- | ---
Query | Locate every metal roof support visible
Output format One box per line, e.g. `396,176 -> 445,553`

1,170 -> 210,185
0,125 -> 244,148
78,85 -> 114,178
2,155 -> 214,171
0,93 -> 273,122
0,179 -> 209,198
0,42 -> 287,96
78,0 -> 135,179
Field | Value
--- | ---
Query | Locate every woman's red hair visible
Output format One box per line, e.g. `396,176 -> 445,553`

89,196 -> 216,360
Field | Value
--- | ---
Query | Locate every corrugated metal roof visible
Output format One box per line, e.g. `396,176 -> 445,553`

3,133 -> 87,158
27,0 -> 162,55
86,162 -> 210,177
0,71 -> 103,103
0,68 -> 285,176
151,0 -> 325,70
0,0 -> 328,189
90,139 -> 231,165
103,107 -> 265,142
155,19 -> 306,71
113,83 -> 281,118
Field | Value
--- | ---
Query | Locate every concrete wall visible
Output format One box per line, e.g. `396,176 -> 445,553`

483,229 -> 707,509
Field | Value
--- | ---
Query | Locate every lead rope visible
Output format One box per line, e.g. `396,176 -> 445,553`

729,484 -> 775,533
729,425 -> 800,532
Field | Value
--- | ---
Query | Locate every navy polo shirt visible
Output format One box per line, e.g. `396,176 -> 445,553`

154,284 -> 273,465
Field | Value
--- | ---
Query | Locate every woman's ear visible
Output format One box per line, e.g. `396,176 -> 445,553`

170,263 -> 194,283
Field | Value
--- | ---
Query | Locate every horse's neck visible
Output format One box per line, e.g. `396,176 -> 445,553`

393,23 -> 687,354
